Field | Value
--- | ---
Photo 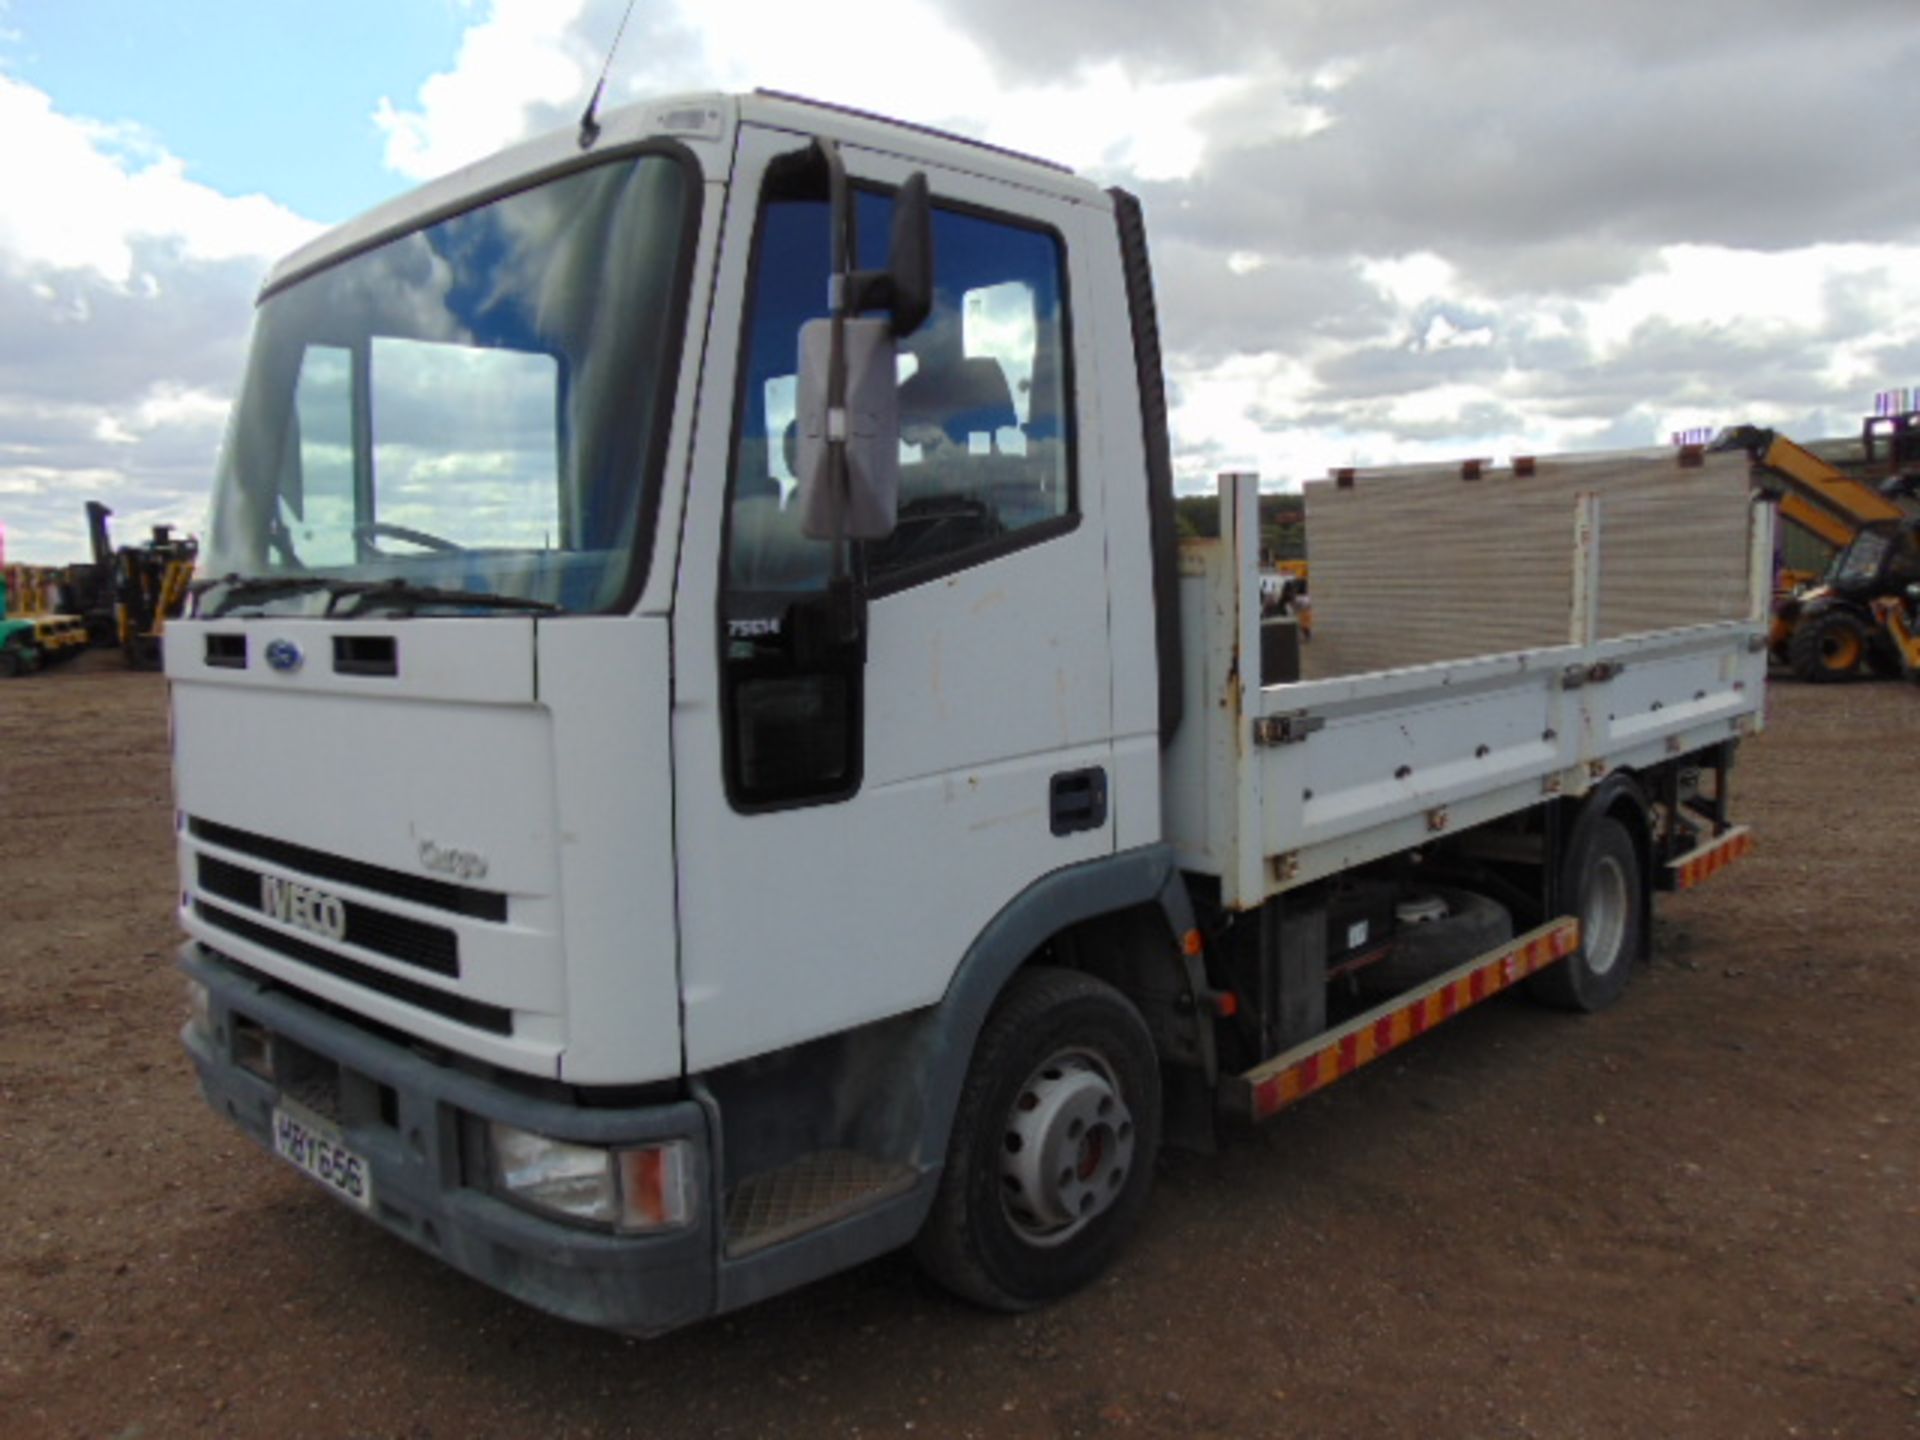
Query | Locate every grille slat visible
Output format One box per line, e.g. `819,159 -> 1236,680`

194,900 -> 512,1035
187,817 -> 507,922
196,853 -> 459,976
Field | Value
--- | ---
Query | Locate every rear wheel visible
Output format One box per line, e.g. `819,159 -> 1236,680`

915,967 -> 1161,1311
1527,815 -> 1643,1012
1786,608 -> 1868,682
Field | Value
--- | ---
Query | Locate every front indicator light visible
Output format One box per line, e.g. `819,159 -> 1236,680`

617,1142 -> 692,1231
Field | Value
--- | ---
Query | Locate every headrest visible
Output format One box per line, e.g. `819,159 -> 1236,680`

899,357 -> 1017,444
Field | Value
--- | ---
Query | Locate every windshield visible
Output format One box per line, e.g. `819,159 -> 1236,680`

202,150 -> 696,616
1831,528 -> 1890,588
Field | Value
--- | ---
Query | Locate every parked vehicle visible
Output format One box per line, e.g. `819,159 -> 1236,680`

1772,517 -> 1920,681
79,503 -> 199,669
170,92 -> 1766,1334
0,567 -> 88,673
0,579 -> 41,678
1870,585 -> 1920,680
1719,424 -> 1920,681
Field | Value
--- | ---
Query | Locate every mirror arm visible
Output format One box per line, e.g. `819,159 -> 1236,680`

842,270 -> 895,313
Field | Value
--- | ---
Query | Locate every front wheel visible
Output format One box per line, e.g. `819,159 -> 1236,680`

914,967 -> 1161,1311
1786,608 -> 1868,682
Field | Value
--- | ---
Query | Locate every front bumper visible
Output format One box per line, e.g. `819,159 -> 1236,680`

180,943 -> 716,1334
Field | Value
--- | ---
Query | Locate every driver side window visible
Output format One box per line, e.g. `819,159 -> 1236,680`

719,179 -> 1075,812
726,191 -> 1073,603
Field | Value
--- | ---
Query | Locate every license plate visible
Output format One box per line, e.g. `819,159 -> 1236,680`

272,1100 -> 374,1212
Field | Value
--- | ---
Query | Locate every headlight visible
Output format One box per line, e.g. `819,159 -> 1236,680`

488,1123 -> 692,1233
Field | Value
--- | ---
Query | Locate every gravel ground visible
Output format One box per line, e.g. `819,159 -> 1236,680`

2,652 -> 1916,1439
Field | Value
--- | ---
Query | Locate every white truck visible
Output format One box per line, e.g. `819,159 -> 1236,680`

173,91 -> 1766,1333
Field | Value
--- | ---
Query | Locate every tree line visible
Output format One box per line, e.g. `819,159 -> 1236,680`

1173,492 -> 1306,561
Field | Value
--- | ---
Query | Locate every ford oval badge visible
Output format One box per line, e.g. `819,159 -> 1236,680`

264,638 -> 304,673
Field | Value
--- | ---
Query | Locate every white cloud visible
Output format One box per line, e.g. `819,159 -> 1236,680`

10,0 -> 1920,563
0,73 -> 321,563
0,75 -> 317,285
375,0 -> 596,181
362,0 -> 1920,495
1579,243 -> 1919,357
370,0 -> 1245,186
1421,315 -> 1493,352
1361,254 -> 1461,311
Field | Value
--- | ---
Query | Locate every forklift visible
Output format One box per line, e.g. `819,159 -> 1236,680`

1773,514 -> 1920,681
81,502 -> 199,669
1719,415 -> 1920,682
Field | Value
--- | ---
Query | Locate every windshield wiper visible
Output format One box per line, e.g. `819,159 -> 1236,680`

329,579 -> 564,618
200,574 -> 384,618
198,573 -> 562,619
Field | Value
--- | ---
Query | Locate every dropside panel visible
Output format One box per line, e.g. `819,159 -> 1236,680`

1168,473 -> 1770,908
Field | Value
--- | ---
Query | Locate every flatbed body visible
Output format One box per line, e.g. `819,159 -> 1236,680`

1170,458 -> 1769,910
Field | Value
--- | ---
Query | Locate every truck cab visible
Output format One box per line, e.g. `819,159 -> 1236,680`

175,92 -> 1180,1331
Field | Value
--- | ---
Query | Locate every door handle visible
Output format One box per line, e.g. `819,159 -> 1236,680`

1049,767 -> 1108,836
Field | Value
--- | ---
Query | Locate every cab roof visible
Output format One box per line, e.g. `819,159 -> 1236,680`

263,90 -> 1107,296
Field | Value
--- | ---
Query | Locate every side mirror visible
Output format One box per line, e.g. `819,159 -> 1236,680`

794,145 -> 934,547
795,316 -> 899,541
844,173 -> 933,338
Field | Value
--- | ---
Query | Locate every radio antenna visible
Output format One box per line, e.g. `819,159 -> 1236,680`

577,0 -> 641,150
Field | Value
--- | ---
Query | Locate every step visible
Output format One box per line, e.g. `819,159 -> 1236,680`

724,1149 -> 917,1258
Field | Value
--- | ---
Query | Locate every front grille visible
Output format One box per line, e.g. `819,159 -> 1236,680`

194,900 -> 513,1035
188,817 -> 507,922
197,853 -> 458,976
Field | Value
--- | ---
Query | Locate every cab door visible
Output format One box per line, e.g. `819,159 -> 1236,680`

670,124 -> 1116,1071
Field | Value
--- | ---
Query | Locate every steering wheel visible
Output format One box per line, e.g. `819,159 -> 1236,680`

353,521 -> 466,555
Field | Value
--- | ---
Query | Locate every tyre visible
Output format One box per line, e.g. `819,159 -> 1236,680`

1526,815 -> 1643,1012
1786,608 -> 1868,682
1359,885 -> 1513,994
914,967 -> 1161,1311
0,640 -> 37,678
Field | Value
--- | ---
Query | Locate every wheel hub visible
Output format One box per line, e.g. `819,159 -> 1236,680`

1000,1051 -> 1135,1245
1584,853 -> 1629,975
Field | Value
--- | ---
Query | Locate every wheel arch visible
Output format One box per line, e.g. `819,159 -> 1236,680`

909,843 -> 1194,1171
698,845 -> 1192,1316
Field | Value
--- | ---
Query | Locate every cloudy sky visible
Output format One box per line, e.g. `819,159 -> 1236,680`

3,0 -> 1919,563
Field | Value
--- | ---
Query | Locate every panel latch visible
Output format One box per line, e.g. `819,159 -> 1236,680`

1253,713 -> 1324,747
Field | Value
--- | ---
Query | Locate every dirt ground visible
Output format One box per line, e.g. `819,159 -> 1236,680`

2,651 -> 1916,1439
